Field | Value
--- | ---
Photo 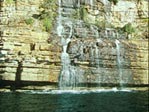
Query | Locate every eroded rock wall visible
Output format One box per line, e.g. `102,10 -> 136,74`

0,0 -> 61,83
0,0 -> 148,87
68,39 -> 148,85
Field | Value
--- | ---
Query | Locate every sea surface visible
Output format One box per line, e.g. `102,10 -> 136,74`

0,89 -> 148,112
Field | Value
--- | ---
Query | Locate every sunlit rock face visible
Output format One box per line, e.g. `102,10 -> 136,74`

0,0 -> 148,88
67,39 -> 148,86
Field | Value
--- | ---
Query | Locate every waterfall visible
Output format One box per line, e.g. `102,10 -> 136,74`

57,0 -> 83,90
59,20 -> 84,90
78,0 -> 80,7
56,0 -> 131,89
59,22 -> 72,89
57,0 -> 64,36
95,45 -> 101,84
89,44 -> 94,66
90,0 -> 94,10
115,40 -> 124,87
77,0 -> 81,21
95,45 -> 99,66
90,0 -> 93,6
90,25 -> 99,38
59,47 -> 84,89
95,39 -> 103,85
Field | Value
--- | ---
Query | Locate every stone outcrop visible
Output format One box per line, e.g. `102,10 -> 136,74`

0,0 -> 148,89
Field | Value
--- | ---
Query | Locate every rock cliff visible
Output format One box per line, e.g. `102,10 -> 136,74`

0,0 -> 148,89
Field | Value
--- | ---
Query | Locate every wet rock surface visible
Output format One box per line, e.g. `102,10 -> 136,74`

0,0 -> 148,89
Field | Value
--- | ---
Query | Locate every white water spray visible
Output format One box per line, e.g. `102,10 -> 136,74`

59,21 -> 84,90
57,0 -> 64,36
90,0 -> 94,10
115,40 -> 123,87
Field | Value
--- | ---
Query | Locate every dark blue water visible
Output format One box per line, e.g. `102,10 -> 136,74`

0,90 -> 148,112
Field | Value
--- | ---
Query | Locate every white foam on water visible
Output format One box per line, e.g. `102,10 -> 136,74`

25,88 -> 132,95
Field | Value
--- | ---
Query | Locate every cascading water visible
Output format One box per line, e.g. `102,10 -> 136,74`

56,0 -> 84,90
59,22 -> 72,89
95,44 -> 102,84
56,0 -> 130,89
59,21 -> 84,89
89,43 -> 95,66
90,0 -> 93,6
115,40 -> 124,87
95,45 -> 99,66
90,0 -> 94,10
57,0 -> 63,37
90,25 -> 99,38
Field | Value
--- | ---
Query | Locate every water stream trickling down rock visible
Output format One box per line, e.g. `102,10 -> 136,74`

0,0 -> 148,90
57,0 -> 134,89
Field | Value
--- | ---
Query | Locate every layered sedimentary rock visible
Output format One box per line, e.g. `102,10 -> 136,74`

67,39 -> 148,85
0,0 -> 148,87
0,0 -> 61,84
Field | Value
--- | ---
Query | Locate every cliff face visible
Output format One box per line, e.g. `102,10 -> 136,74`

0,0 -> 148,87
0,0 -> 61,83
68,39 -> 148,85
